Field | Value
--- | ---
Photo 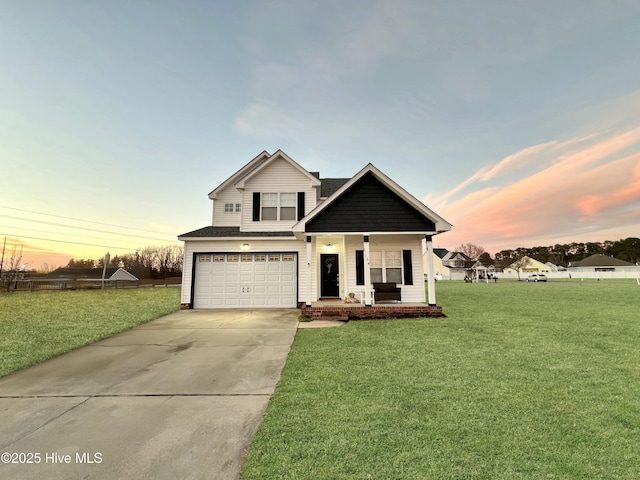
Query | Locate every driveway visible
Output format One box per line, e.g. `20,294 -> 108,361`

0,309 -> 299,480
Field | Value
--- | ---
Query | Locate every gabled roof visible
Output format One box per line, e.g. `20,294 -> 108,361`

572,254 -> 636,267
293,163 -> 452,235
234,150 -> 321,189
433,248 -> 449,259
209,150 -> 271,200
320,178 -> 350,197
45,267 -> 137,280
444,251 -> 472,261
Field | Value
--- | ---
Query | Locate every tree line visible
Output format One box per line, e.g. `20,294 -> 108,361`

457,238 -> 640,268
66,245 -> 183,279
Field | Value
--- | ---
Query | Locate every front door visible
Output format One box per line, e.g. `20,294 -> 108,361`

320,254 -> 339,297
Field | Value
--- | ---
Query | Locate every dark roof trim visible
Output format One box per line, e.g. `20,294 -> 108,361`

179,226 -> 295,238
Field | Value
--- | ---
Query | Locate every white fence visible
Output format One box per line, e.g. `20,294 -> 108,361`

493,270 -> 640,281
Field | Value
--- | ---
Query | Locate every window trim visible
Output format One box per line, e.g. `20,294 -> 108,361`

260,192 -> 297,221
369,250 -> 404,285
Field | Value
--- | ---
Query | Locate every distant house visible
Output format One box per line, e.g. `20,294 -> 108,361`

444,251 -> 475,280
545,262 -> 564,272
569,254 -> 639,274
46,267 -> 139,281
503,256 -> 550,274
423,247 -> 449,279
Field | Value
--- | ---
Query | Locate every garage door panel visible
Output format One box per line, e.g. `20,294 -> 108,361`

194,253 -> 297,308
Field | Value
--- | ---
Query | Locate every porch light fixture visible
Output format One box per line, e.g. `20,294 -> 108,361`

241,243 -> 250,251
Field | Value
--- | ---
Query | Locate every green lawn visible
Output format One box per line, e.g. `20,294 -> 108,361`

0,288 -> 180,377
242,281 -> 640,479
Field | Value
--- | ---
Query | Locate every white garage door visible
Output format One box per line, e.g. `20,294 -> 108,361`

194,253 -> 297,308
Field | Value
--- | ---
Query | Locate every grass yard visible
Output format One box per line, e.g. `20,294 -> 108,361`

0,287 -> 180,377
242,281 -> 640,479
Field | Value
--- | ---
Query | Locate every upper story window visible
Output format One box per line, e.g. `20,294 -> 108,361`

261,193 -> 296,221
262,193 -> 278,220
224,203 -> 241,213
280,193 -> 296,220
253,192 -> 304,222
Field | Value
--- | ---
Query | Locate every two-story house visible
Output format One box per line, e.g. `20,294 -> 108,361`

178,150 -> 452,311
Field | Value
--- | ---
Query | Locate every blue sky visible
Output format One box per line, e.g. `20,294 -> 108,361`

2,1 -> 639,268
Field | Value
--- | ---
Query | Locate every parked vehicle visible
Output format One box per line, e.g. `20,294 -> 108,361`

526,274 -> 547,282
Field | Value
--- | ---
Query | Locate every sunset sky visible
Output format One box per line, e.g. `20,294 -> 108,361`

2,1 -> 639,269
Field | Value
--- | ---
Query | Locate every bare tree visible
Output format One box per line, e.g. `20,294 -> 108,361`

508,256 -> 531,281
39,262 -> 56,274
456,243 -> 486,260
3,244 -> 25,292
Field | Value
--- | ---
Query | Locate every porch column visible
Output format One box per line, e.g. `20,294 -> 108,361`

306,236 -> 312,307
426,235 -> 436,306
363,235 -> 372,306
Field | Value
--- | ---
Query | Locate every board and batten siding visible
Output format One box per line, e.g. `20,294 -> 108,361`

181,239 -> 306,305
344,236 -> 426,303
241,157 -> 318,232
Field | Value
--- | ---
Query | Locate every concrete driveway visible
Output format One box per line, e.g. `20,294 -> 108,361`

0,309 -> 299,480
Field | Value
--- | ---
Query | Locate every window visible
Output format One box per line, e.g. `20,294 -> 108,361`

213,255 -> 225,262
260,193 -> 296,220
385,251 -> 402,284
199,255 -> 211,262
261,193 -> 278,220
269,254 -> 281,261
224,203 -> 240,213
282,254 -> 294,261
370,251 -> 383,283
280,193 -> 296,220
227,254 -> 239,262
254,254 -> 266,262
370,250 -> 403,284
241,254 -> 252,262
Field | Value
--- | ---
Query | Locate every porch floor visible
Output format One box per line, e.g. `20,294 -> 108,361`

301,301 -> 445,320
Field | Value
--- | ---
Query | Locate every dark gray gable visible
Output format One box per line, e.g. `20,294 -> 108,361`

306,172 -> 436,233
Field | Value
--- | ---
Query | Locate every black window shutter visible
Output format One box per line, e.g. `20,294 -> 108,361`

403,250 -> 413,285
297,192 -> 305,221
356,250 -> 364,285
252,192 -> 260,221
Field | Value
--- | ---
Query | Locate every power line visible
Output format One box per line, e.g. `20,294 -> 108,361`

1,233 -> 139,251
1,225 -> 178,247
0,205 -> 177,236
0,214 -> 177,243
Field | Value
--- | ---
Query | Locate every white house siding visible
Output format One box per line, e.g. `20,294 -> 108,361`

241,157 -> 318,232
344,235 -> 426,303
423,250 -> 447,279
181,238 -> 307,305
212,188 -> 243,227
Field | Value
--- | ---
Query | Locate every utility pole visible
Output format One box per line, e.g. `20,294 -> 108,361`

0,236 -> 6,279
101,252 -> 110,289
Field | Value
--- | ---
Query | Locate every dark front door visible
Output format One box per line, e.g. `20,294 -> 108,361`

320,254 -> 339,297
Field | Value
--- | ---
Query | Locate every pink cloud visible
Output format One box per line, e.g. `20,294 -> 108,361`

433,129 -> 640,253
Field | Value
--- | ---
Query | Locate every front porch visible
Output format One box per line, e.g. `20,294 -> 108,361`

300,300 -> 445,320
